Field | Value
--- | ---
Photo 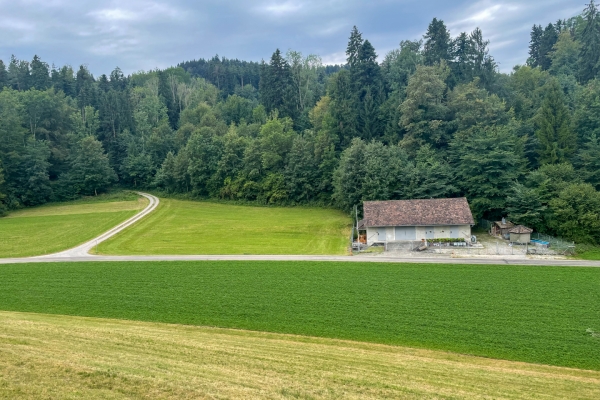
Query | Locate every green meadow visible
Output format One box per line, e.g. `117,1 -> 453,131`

99,199 -> 351,255
1,261 -> 598,371
0,193 -> 146,258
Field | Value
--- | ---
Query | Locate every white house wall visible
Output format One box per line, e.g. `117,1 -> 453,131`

367,225 -> 472,244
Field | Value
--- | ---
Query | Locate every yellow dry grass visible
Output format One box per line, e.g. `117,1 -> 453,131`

0,311 -> 598,399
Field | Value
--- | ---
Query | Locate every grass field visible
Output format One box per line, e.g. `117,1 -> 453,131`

98,199 -> 351,255
0,261 -> 598,371
576,244 -> 600,260
1,312 -> 598,399
0,193 -> 146,258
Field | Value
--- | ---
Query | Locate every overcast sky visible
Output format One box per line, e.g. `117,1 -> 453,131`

0,0 -> 583,76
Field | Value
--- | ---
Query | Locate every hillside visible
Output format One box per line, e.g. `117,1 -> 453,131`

98,199 -> 351,255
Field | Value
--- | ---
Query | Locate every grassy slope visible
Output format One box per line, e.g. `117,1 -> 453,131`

0,195 -> 146,258
98,199 -> 351,255
0,261 -> 598,370
1,312 -> 598,400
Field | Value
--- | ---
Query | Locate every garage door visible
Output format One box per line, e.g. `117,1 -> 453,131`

395,226 -> 416,240
425,227 -> 435,239
450,226 -> 460,238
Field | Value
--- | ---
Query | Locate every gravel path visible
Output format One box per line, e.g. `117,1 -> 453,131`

30,192 -> 160,259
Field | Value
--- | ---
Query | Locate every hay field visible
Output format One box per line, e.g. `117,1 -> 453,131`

1,311 -> 598,400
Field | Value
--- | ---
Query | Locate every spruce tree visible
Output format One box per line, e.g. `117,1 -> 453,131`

539,23 -> 559,70
423,18 -> 452,66
575,134 -> 600,189
579,0 -> 600,83
536,80 -> 576,164
8,55 -> 31,91
0,60 -> 7,89
259,49 -> 296,119
30,55 -> 50,90
527,25 -> 543,67
346,26 -> 364,68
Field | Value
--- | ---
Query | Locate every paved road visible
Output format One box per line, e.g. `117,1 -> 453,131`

1,192 -> 599,267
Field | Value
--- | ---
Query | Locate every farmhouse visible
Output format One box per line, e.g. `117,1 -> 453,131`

359,198 -> 475,245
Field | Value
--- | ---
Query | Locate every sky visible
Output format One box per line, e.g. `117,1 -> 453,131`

0,0 -> 583,76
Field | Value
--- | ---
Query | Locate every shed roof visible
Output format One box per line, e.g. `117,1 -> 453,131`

494,221 -> 515,229
509,225 -> 533,234
362,198 -> 474,227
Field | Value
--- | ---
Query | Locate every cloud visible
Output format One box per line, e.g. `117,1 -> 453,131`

260,1 -> 304,16
0,0 -> 584,75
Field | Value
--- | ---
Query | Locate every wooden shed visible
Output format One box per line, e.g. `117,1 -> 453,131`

492,219 -> 515,239
509,225 -> 533,244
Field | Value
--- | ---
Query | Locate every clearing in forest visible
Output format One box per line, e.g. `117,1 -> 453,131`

0,192 -> 147,258
98,199 -> 351,255
1,311 -> 598,399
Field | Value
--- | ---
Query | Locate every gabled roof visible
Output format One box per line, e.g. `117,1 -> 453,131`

509,225 -> 533,234
494,221 -> 515,229
362,198 -> 474,227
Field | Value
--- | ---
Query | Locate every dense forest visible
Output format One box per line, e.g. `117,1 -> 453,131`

1,2 -> 600,244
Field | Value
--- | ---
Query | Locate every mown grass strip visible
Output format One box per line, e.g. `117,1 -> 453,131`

0,261 -> 598,370
1,311 -> 598,399
0,193 -> 146,257
98,199 -> 351,255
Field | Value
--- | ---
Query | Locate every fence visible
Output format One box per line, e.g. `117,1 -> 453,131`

530,232 -> 575,255
478,218 -> 575,255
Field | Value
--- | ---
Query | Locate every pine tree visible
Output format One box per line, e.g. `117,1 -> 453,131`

536,80 -> 576,164
30,55 -> 50,90
539,23 -> 559,70
260,49 -> 296,119
575,133 -> 600,189
346,26 -> 364,68
353,40 -> 381,91
0,59 -> 7,89
327,70 -> 358,148
423,18 -> 452,66
8,55 -> 30,91
579,0 -> 600,83
453,32 -> 474,83
527,25 -> 543,67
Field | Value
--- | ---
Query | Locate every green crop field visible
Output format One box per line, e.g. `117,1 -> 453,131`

98,199 -> 351,255
0,193 -> 146,258
0,261 -> 598,370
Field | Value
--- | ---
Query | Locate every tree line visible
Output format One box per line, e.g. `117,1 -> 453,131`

2,2 -> 600,244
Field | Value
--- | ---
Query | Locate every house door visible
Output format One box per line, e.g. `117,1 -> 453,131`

449,226 -> 460,239
425,227 -> 435,239
395,226 -> 416,240
377,229 -> 387,242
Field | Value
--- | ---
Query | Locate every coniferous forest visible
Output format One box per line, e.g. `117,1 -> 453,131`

2,3 -> 600,244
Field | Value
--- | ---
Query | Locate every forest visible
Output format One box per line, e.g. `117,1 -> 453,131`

1,2 -> 600,244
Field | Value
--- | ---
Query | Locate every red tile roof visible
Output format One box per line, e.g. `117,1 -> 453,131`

362,198 -> 474,227
509,225 -> 533,234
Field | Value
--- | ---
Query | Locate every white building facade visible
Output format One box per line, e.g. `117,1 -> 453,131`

359,198 -> 475,246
